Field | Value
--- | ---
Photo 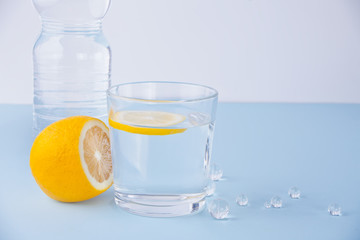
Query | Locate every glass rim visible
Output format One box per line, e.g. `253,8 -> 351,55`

107,81 -> 218,103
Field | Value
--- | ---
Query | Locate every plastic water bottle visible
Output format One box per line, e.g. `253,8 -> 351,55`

32,0 -> 111,135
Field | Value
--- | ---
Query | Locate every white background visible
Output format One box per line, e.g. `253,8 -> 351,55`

1,0 -> 360,103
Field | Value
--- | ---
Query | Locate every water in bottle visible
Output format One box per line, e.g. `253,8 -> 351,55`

32,0 -> 111,135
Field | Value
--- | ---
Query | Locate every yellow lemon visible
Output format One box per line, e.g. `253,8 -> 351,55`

30,116 -> 113,202
109,110 -> 186,135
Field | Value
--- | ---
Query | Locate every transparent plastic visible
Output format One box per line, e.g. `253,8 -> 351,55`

32,0 -> 111,135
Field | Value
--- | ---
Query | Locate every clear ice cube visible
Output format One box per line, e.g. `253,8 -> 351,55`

328,203 -> 342,216
236,194 -> 248,206
206,181 -> 216,196
208,198 -> 230,220
288,186 -> 301,199
271,196 -> 282,208
188,112 -> 210,126
264,200 -> 272,208
210,163 -> 223,181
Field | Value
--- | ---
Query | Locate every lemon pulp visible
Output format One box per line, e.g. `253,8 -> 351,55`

109,110 -> 186,135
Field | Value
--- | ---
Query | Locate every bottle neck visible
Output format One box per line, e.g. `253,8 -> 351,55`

41,18 -> 102,34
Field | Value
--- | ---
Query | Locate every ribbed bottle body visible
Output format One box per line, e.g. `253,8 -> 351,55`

33,27 -> 111,134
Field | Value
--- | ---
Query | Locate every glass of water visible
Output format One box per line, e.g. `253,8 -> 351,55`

107,81 -> 218,217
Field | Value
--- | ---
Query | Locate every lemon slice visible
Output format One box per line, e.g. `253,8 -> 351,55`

109,111 -> 186,135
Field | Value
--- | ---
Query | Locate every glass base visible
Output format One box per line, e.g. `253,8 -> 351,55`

114,191 -> 206,217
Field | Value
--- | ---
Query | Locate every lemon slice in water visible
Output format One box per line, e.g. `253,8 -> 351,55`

109,110 -> 186,135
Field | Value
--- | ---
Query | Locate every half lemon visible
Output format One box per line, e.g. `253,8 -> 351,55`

30,116 -> 113,202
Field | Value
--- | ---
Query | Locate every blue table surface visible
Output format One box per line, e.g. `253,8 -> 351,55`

0,103 -> 359,240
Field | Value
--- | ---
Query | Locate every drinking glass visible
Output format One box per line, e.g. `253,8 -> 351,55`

107,81 -> 218,217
